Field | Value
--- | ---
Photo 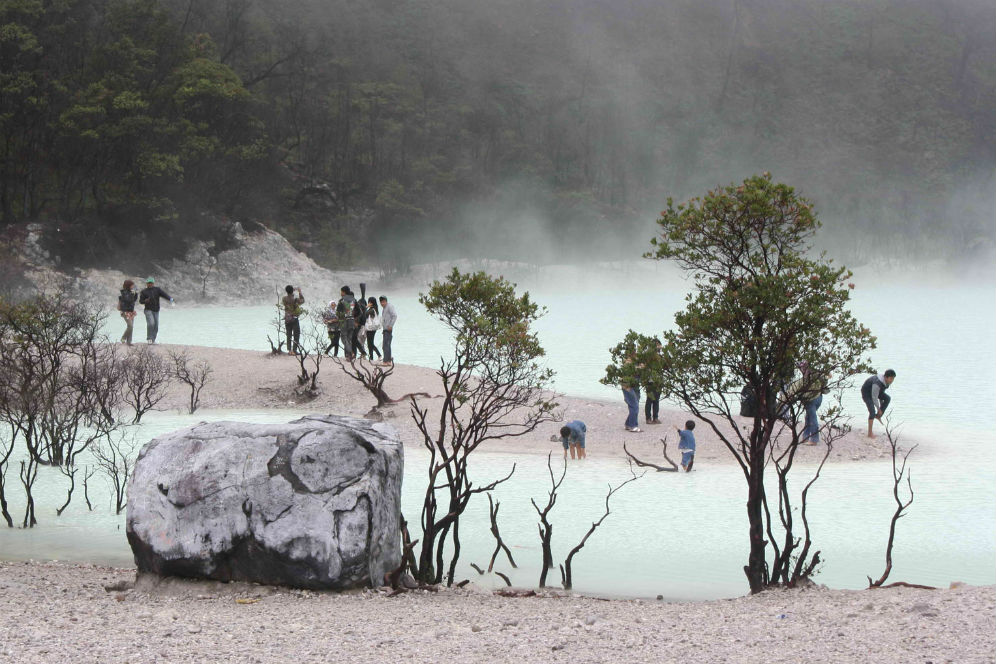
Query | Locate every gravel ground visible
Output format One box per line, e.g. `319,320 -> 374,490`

0,562 -> 991,664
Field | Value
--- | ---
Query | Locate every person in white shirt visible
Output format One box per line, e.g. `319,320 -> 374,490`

364,297 -> 382,360
379,296 -> 398,365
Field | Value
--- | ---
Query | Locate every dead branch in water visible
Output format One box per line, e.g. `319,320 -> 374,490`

868,423 -> 918,589
622,437 -> 679,472
561,462 -> 644,589
487,493 -> 518,571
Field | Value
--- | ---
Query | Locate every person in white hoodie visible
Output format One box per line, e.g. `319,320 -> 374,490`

364,297 -> 382,360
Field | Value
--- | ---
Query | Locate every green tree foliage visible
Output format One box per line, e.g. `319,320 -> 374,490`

410,269 -> 557,585
643,174 -> 875,593
601,330 -> 664,392
0,0 -> 264,261
3,0 -> 994,267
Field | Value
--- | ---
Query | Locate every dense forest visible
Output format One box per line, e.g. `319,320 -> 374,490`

1,0 -> 994,271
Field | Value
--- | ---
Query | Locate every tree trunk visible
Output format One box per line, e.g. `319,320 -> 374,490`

744,425 -> 768,593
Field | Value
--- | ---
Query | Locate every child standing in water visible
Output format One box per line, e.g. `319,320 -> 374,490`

678,420 -> 696,472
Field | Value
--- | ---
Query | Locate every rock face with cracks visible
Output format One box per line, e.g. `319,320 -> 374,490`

126,415 -> 403,590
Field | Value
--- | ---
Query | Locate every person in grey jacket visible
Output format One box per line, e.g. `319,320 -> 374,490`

861,369 -> 896,437
379,296 -> 397,365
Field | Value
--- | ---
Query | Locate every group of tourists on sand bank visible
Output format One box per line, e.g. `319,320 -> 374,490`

116,278 -> 399,367
279,284 -> 399,365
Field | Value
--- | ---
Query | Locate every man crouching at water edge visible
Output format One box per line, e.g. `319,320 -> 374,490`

678,420 -> 695,472
559,420 -> 587,460
862,369 -> 896,438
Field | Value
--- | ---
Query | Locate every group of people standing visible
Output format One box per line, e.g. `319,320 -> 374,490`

117,277 -> 173,344
281,284 -> 398,364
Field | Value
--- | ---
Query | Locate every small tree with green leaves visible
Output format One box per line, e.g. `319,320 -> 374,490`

644,173 -> 875,594
601,330 -> 665,393
409,269 -> 558,586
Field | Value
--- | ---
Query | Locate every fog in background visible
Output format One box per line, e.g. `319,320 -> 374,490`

3,0 -> 994,274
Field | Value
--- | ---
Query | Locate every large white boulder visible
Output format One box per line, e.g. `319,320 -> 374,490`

126,415 -> 403,590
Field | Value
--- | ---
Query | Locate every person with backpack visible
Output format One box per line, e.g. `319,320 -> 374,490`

335,286 -> 357,360
117,279 -> 138,345
281,285 -> 305,354
364,297 -> 382,360
861,369 -> 896,437
351,296 -> 367,359
138,277 -> 173,344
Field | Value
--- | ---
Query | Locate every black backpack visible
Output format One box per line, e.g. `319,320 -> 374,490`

740,385 -> 758,418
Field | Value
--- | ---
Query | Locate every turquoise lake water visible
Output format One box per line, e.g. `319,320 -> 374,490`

1,266 -> 993,599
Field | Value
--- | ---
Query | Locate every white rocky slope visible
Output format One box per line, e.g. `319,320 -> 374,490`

20,223 -> 375,306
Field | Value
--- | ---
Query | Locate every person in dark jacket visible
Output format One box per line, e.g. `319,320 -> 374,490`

335,286 -> 357,359
117,279 -> 138,345
351,297 -> 367,358
138,277 -> 173,344
861,369 -> 896,437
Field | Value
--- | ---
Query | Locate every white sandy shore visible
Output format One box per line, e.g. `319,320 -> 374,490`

0,561 -> 992,664
153,344 -> 906,466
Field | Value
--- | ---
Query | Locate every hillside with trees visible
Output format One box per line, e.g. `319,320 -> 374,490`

1,0 -> 993,273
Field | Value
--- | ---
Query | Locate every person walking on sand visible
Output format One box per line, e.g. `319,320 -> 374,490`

559,420 -> 587,460
364,297 -> 382,360
138,277 -> 173,344
622,379 -> 641,433
336,286 -> 357,360
282,285 -> 305,354
861,369 -> 896,438
678,420 -> 696,471
117,279 -> 138,345
379,296 -> 397,366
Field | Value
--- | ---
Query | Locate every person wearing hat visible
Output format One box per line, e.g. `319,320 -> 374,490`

138,277 -> 173,344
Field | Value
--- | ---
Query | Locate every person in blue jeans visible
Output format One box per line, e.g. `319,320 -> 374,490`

803,393 -> 823,445
622,381 -> 641,432
678,420 -> 696,472
138,277 -> 173,344
559,420 -> 587,460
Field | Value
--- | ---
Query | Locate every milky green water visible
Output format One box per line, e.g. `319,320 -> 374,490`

1,270 -> 993,599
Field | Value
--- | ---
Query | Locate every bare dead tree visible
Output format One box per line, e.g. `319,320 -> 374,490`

168,350 -> 213,414
19,458 -> 38,527
92,433 -> 139,514
868,423 -> 918,589
266,298 -> 286,354
487,493 -> 517,571
764,392 -> 850,588
531,452 -> 567,588
56,463 -> 78,516
121,346 -> 172,424
82,465 -> 96,511
0,422 -> 13,527
622,437 -> 680,472
561,465 -> 643,590
291,320 -> 326,398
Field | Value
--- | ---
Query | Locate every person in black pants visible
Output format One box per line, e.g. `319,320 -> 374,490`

323,299 -> 340,356
282,285 -> 305,354
352,297 -> 367,358
364,297 -> 382,360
